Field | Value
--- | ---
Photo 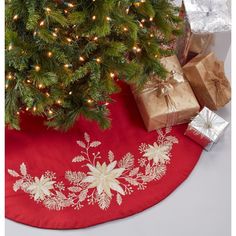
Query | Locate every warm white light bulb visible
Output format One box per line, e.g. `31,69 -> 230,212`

45,7 -> 51,12
96,58 -> 101,63
7,73 -> 13,79
39,20 -> 45,26
67,3 -> 74,7
8,44 -> 13,50
110,72 -> 115,78
13,15 -> 18,20
79,56 -> 85,62
35,65 -> 41,71
47,51 -> 52,57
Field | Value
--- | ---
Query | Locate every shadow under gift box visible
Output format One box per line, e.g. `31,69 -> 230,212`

132,55 -> 200,132
183,52 -> 231,110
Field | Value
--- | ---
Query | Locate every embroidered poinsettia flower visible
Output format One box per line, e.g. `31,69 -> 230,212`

82,161 -> 125,197
27,175 -> 55,201
143,142 -> 170,164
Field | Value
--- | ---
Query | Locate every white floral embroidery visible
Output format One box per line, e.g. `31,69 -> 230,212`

27,176 -> 55,201
83,161 -> 125,197
143,143 -> 171,164
8,128 -> 178,211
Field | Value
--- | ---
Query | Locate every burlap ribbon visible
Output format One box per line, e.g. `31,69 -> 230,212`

140,71 -> 185,126
205,61 -> 231,108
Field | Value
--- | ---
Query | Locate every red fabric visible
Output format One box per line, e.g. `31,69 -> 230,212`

5,82 -> 202,229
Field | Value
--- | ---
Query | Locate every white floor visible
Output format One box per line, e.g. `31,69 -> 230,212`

5,32 -> 231,236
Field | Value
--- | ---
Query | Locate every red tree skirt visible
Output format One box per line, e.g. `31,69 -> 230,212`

6,83 -> 202,229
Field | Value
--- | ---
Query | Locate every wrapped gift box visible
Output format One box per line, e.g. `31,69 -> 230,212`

185,107 -> 229,151
132,55 -> 200,132
176,2 -> 214,65
183,52 -> 231,110
184,0 -> 231,34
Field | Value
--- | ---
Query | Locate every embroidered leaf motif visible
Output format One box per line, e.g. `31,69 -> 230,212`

129,167 -> 139,176
21,181 -> 31,191
108,150 -> 114,163
56,191 -> 67,200
77,140 -> 86,148
68,186 -> 82,193
165,136 -> 179,144
65,171 -> 86,184
84,132 -> 90,143
116,193 -> 122,205
90,141 -> 101,147
125,177 -> 139,186
13,179 -> 24,192
156,129 -> 164,137
154,165 -> 166,180
141,175 -> 153,182
43,198 -> 58,210
79,189 -> 88,202
139,143 -> 148,153
72,156 -> 85,163
8,169 -> 20,177
145,163 -> 151,175
118,153 -> 134,169
20,163 -> 27,176
7,130 -> 178,211
98,192 -> 111,210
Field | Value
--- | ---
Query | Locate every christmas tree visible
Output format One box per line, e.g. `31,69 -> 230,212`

5,0 -> 181,131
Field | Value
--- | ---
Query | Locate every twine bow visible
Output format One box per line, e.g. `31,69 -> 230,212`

141,70 -> 184,96
205,61 -> 231,107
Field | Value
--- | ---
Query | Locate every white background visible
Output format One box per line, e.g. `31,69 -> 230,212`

5,31 -> 231,236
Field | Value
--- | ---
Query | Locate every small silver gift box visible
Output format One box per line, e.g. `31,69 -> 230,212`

185,107 -> 229,151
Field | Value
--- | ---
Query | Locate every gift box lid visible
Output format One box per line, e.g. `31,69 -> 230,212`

189,107 -> 229,142
184,0 -> 231,33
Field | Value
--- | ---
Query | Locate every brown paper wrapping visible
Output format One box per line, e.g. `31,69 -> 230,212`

189,34 -> 213,54
183,52 -> 231,110
133,55 -> 200,132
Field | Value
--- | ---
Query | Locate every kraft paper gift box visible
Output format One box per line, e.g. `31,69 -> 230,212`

132,55 -> 200,132
183,52 -> 231,110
